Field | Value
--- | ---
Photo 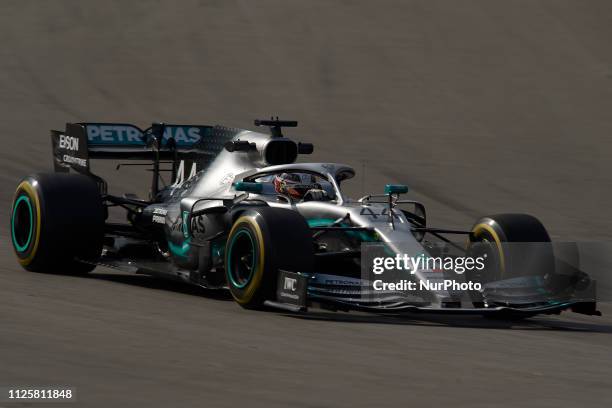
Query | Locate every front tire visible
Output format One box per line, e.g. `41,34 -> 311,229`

10,173 -> 105,273
470,213 -> 553,281
468,213 -> 554,314
224,207 -> 314,308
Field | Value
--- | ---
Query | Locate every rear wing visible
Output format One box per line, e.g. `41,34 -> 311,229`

51,122 -> 238,195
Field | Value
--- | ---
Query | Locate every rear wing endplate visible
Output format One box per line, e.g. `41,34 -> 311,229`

51,122 -> 238,196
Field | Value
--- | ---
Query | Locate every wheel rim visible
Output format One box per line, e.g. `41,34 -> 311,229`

227,229 -> 257,289
11,195 -> 34,253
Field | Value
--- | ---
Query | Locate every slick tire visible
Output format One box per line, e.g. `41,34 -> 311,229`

225,207 -> 314,309
469,213 -> 553,280
10,173 -> 105,274
468,214 -> 554,314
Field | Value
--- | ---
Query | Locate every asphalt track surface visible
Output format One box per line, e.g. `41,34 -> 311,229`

1,1 -> 612,407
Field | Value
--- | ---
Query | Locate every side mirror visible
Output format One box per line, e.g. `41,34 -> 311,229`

413,202 -> 426,227
412,202 -> 426,242
405,202 -> 426,242
234,181 -> 263,193
384,184 -> 409,195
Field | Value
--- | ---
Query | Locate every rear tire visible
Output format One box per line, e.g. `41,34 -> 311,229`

10,173 -> 105,274
224,207 -> 314,309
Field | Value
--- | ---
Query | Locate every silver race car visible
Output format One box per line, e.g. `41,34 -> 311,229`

9,119 -> 599,317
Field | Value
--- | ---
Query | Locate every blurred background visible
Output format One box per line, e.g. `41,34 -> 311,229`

1,0 -> 612,239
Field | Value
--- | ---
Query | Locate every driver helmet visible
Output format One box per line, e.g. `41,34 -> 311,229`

273,172 -> 321,199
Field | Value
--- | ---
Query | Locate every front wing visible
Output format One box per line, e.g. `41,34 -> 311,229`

266,271 -> 601,317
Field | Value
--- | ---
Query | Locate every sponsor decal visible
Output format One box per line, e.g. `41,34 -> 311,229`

54,126 -> 89,172
283,277 -> 297,291
86,124 -> 205,146
279,292 -> 300,300
190,215 -> 206,237
152,215 -> 165,224
152,208 -> 167,225
169,213 -> 183,233
86,125 -> 143,144
58,134 -> 79,151
62,155 -> 87,168
182,211 -> 190,238
162,126 -> 202,145
311,274 -> 361,286
172,160 -> 197,186
324,279 -> 360,286
219,172 -> 234,186
276,270 -> 307,306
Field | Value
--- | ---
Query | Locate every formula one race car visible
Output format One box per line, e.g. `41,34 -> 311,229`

9,119 -> 600,318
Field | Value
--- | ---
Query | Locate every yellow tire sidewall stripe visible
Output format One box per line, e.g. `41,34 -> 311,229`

227,216 -> 266,305
471,223 -> 506,274
13,180 -> 42,266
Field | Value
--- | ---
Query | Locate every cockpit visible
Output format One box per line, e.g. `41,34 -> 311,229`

236,163 -> 355,204
245,170 -> 337,202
